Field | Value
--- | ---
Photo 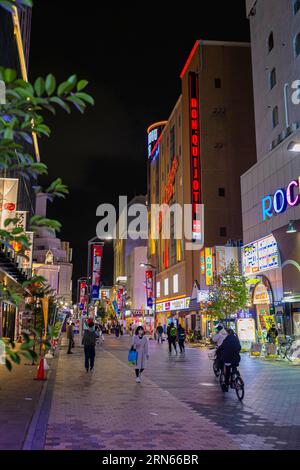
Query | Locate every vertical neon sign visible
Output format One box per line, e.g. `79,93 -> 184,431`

189,72 -> 202,240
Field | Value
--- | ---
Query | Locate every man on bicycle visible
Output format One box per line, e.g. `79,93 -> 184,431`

219,328 -> 241,392
212,324 -> 228,370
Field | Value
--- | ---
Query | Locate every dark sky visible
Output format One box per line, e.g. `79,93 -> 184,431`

28,1 -> 250,293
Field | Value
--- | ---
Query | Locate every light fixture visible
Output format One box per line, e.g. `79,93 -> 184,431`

286,220 -> 297,233
287,141 -> 300,152
140,263 -> 146,268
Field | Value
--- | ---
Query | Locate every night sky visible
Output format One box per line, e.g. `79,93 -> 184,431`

28,1 -> 250,294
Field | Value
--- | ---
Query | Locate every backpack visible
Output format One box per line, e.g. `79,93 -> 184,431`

170,327 -> 177,337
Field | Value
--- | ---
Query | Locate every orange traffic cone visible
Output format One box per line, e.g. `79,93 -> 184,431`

34,356 -> 47,381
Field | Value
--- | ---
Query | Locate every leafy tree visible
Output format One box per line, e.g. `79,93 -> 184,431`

0,4 -> 94,370
207,261 -> 249,322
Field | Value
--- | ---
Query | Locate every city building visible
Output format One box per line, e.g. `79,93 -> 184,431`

32,194 -> 73,304
113,195 -> 149,329
0,6 -> 37,340
241,0 -> 300,340
147,40 -> 256,335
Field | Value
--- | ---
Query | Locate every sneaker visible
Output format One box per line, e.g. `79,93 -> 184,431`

136,377 -> 141,383
90,368 -> 94,372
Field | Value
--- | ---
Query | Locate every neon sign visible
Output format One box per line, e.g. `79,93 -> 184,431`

189,72 -> 202,240
262,177 -> 300,220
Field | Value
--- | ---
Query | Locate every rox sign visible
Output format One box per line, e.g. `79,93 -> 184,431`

262,177 -> 300,220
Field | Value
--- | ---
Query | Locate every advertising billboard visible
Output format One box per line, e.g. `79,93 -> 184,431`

243,235 -> 279,275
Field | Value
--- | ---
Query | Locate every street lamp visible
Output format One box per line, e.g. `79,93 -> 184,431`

140,262 -> 157,337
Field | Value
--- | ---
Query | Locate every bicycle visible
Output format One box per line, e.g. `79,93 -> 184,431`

208,349 -> 221,377
219,365 -> 245,401
278,336 -> 294,361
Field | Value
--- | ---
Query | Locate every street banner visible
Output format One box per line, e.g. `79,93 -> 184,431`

79,281 -> 87,305
42,297 -> 49,350
91,244 -> 103,300
21,232 -> 34,270
0,178 -> 19,229
145,270 -> 153,307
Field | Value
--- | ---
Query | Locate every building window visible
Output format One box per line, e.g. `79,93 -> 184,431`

164,278 -> 169,296
272,106 -> 279,128
294,32 -> 300,57
214,78 -> 221,88
220,227 -> 227,237
269,68 -> 276,89
218,187 -> 225,197
294,0 -> 300,15
173,274 -> 179,294
268,32 -> 274,53
156,281 -> 161,298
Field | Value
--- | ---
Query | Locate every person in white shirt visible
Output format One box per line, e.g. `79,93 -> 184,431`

212,325 -> 228,347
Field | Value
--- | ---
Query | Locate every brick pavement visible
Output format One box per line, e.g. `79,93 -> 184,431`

104,336 -> 300,450
44,338 -> 239,450
0,360 -> 44,449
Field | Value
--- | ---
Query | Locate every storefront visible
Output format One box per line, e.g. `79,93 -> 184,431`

156,297 -> 190,333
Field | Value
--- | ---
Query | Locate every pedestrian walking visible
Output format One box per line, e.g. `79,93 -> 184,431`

120,324 -> 124,336
178,324 -> 186,354
156,323 -> 164,344
82,321 -> 96,372
115,323 -> 120,337
167,322 -> 177,355
267,323 -> 278,344
67,322 -> 75,354
132,326 -> 149,383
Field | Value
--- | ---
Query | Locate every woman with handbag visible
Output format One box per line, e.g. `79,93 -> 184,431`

132,326 -> 149,383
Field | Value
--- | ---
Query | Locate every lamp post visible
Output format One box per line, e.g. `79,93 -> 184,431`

140,263 -> 157,338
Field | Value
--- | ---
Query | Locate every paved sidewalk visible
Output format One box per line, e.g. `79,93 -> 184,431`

0,360 -> 44,449
44,339 -> 238,450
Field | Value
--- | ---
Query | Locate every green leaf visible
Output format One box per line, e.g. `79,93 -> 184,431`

49,97 -> 71,113
45,74 -> 56,96
77,80 -> 89,91
75,92 -> 94,106
3,68 -> 17,83
4,128 -> 14,140
34,77 -> 45,97
5,358 -> 12,372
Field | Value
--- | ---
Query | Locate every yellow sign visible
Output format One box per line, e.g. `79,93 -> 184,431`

205,248 -> 213,286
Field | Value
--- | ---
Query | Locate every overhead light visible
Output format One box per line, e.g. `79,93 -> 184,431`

287,141 -> 300,152
140,263 -> 146,268
286,220 -> 297,233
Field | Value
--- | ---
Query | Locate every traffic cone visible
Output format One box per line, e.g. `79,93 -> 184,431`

34,356 -> 47,381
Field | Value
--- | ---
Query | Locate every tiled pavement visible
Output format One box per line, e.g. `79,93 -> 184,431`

44,337 -> 239,450
0,360 -> 44,449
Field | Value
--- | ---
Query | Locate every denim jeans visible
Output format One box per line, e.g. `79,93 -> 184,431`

84,346 -> 95,370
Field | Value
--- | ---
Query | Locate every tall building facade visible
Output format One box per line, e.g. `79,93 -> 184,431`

148,40 -> 256,335
241,0 -> 300,340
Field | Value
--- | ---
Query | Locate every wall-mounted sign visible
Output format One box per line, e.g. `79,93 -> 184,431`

189,72 -> 202,241
147,122 -> 167,160
262,176 -> 300,220
253,283 -> 271,305
156,297 -> 190,312
237,318 -> 256,342
91,244 -> 103,300
243,235 -> 279,275
205,248 -> 213,286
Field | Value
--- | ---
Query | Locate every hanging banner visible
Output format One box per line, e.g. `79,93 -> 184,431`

21,232 -> 34,270
41,297 -> 49,350
145,270 -> 153,307
15,211 -> 27,230
79,281 -> 87,306
0,178 -> 19,229
91,243 -> 103,300
205,248 -> 213,286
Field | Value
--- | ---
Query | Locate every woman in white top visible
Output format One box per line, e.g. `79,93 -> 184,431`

132,326 -> 149,383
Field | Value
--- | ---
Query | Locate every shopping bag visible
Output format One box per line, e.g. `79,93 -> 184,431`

128,349 -> 138,365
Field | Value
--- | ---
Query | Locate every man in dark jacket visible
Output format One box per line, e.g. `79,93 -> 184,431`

167,322 -> 177,355
156,323 -> 164,344
82,322 -> 96,372
67,322 -> 75,354
219,329 -> 241,392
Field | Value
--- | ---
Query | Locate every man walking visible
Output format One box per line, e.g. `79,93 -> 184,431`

67,322 -> 75,354
156,323 -> 164,344
167,322 -> 177,355
82,321 -> 96,372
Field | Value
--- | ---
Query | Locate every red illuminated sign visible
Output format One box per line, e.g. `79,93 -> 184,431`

189,72 -> 202,240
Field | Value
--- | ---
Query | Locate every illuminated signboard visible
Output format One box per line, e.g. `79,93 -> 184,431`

91,244 -> 103,300
0,178 -> 19,230
189,72 -> 202,241
156,297 -> 190,312
243,235 -> 279,275
262,176 -> 300,220
147,121 -> 167,160
205,248 -> 213,286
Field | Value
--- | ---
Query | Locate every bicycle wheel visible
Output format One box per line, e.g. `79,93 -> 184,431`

285,348 -> 293,362
234,376 -> 245,401
219,371 -> 226,392
213,360 -> 220,377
